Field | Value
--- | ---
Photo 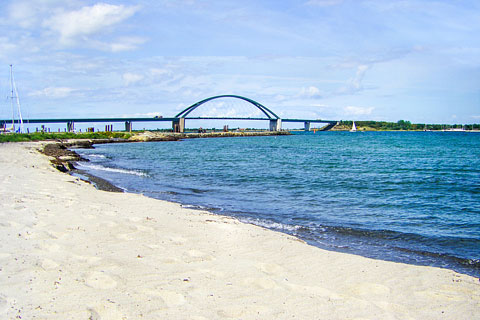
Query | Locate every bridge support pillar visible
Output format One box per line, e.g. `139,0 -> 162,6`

125,121 -> 132,132
269,119 -> 282,131
67,121 -> 75,132
172,118 -> 185,133
304,122 -> 311,131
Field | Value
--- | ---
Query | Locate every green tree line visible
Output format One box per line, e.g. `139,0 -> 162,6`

338,120 -> 480,131
0,131 -> 132,143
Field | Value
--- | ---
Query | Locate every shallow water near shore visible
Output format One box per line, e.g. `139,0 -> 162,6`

73,131 -> 480,277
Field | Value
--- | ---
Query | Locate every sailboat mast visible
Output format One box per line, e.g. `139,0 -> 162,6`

10,65 -> 14,131
9,64 -> 23,132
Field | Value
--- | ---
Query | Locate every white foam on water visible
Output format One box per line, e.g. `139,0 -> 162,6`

87,154 -> 106,159
77,162 -> 148,177
239,217 -> 303,233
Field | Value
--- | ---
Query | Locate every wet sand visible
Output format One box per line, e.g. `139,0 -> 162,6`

0,141 -> 478,319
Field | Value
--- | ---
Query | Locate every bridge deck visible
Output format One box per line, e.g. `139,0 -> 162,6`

1,117 -> 337,124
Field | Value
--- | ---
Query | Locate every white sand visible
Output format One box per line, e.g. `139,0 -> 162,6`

0,142 -> 478,319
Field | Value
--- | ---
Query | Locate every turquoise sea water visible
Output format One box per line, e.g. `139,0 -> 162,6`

74,132 -> 480,277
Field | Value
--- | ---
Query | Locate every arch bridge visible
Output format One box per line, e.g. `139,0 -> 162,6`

172,95 -> 283,132
1,95 -> 338,132
171,94 -> 337,132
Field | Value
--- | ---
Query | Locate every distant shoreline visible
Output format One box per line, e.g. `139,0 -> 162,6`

328,128 -> 480,132
329,120 -> 480,132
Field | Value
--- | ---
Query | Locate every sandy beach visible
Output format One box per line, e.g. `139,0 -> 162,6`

0,142 -> 478,319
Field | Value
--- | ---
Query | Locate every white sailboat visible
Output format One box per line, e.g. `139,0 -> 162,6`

350,121 -> 357,132
1,65 -> 23,133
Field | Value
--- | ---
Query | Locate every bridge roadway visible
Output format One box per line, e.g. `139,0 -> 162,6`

1,117 -> 338,132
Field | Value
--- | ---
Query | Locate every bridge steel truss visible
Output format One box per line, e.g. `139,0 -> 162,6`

1,95 -> 338,133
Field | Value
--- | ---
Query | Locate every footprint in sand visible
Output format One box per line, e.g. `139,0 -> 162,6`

46,230 -> 66,240
0,294 -> 8,313
103,210 -> 117,217
183,250 -> 215,263
82,214 -> 97,220
6,221 -> 21,228
43,242 -> 61,252
116,233 -> 136,241
241,277 -> 278,290
143,288 -> 186,307
288,283 -> 343,300
193,268 -> 226,279
87,304 -> 124,319
0,253 -> 11,260
414,289 -> 466,302
256,262 -> 285,275
146,244 -> 162,250
70,254 -> 102,265
160,257 -> 181,264
137,300 -> 169,316
38,258 -> 59,270
135,224 -> 154,233
217,305 -> 245,318
85,271 -> 118,289
168,236 -> 187,245
98,221 -> 118,228
0,222 -> 12,228
349,282 -> 391,296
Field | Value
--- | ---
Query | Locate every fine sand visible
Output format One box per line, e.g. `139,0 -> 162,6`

0,142 -> 478,319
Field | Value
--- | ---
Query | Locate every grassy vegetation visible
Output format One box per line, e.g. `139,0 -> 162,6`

0,131 -> 133,143
335,120 -> 480,131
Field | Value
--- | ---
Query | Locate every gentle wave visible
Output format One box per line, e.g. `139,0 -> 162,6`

86,154 -> 106,159
76,162 -> 148,177
181,204 -> 208,210
239,217 -> 305,233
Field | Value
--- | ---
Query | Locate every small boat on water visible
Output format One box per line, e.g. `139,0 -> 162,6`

350,121 -> 357,132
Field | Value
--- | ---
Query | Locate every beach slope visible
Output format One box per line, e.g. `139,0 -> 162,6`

0,142 -> 478,319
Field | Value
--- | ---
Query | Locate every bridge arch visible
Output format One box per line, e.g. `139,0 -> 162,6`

175,95 -> 280,119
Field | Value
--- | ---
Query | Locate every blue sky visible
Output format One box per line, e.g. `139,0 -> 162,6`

1,0 -> 479,128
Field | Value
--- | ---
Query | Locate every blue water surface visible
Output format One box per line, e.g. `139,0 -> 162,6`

74,132 -> 480,277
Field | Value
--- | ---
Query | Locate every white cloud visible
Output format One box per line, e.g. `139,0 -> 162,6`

343,105 -> 374,116
123,72 -> 144,86
0,37 -> 17,57
8,1 -> 38,28
162,0 -> 199,6
305,0 -> 343,7
99,37 -> 147,52
150,68 -> 172,76
299,86 -> 322,98
43,3 -> 139,45
351,65 -> 369,89
29,87 -> 76,98
337,64 -> 370,94
7,0 -> 66,29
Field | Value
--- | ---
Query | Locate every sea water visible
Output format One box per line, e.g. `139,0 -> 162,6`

73,132 -> 480,277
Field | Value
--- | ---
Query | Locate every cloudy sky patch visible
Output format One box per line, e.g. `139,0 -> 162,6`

43,3 -> 139,45
0,0 -> 479,124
